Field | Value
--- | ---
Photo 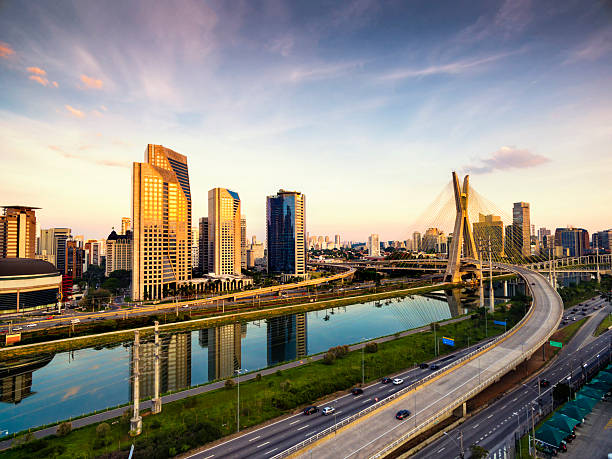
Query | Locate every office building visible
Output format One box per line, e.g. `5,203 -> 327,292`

0,206 -> 38,259
208,188 -> 241,276
65,240 -> 84,279
246,241 -> 265,268
554,227 -> 590,257
191,225 -> 199,269
334,234 -> 341,249
38,228 -> 71,268
267,313 -> 307,366
106,230 -> 133,276
198,217 -> 209,273
512,202 -> 531,258
266,190 -> 306,277
241,217 -> 247,270
593,230 -> 612,253
132,144 -> 192,301
472,213 -> 505,259
121,217 -> 131,235
368,234 -> 380,257
412,231 -> 421,252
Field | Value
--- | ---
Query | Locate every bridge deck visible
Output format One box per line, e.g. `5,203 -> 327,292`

297,266 -> 563,459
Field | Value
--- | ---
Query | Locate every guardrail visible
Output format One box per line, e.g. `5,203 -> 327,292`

271,266 -> 562,459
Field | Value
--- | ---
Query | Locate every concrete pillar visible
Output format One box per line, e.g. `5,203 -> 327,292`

503,280 -> 508,297
452,402 -> 467,418
152,321 -> 161,414
130,331 -> 142,435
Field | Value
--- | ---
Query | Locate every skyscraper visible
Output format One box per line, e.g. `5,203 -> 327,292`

368,234 -> 380,257
412,231 -> 421,252
191,225 -> 199,270
512,202 -> 531,258
132,144 -> 192,301
0,206 -> 38,259
554,227 -> 590,257
121,217 -> 131,235
472,213 -> 505,259
240,217 -> 247,270
208,188 -> 241,276
266,190 -> 306,277
198,217 -> 209,273
65,240 -> 84,279
106,230 -> 133,276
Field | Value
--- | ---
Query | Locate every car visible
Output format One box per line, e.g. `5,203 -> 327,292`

381,377 -> 392,384
419,363 -> 429,369
531,282 -> 536,286
12,326 -> 22,331
26,323 -> 37,328
392,378 -> 404,385
430,364 -> 440,371
71,318 -> 81,324
351,388 -> 364,395
303,406 -> 319,415
46,315 -> 54,320
540,379 -> 550,388
321,406 -> 335,416
395,409 -> 411,420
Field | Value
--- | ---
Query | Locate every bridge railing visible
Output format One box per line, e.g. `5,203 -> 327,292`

272,267 -> 561,459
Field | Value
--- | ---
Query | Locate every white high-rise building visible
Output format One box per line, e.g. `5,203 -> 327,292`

368,234 -> 380,257
208,188 -> 241,276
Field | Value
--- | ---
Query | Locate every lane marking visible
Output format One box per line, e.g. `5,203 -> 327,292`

256,442 -> 270,448
487,414 -> 493,419
248,435 -> 261,442
362,398 -> 372,404
473,423 -> 480,429
265,448 -> 278,455
289,420 -> 300,425
297,425 -> 309,431
203,456 -> 214,459
438,447 -> 445,453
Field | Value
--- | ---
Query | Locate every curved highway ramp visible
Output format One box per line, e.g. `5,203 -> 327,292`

289,266 -> 563,459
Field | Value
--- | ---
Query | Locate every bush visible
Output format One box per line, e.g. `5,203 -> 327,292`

327,345 -> 349,359
96,422 -> 111,438
322,351 -> 336,365
224,379 -> 235,389
255,373 -> 262,381
57,421 -> 72,437
365,342 -> 378,353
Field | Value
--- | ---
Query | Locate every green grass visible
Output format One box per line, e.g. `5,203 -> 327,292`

2,314 -> 509,459
595,313 -> 612,336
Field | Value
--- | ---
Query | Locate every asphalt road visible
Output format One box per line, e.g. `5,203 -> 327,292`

415,298 -> 612,459
299,265 -> 563,459
185,339 -> 493,459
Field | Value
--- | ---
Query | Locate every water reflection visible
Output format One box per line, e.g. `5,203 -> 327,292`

0,288 -> 491,434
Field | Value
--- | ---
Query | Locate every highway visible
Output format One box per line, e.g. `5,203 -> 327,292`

185,339 -> 495,459
415,298 -> 612,458
295,265 -> 563,459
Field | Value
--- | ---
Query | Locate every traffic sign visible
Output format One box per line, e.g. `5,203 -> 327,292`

442,336 -> 455,346
549,340 -> 562,348
493,320 -> 506,326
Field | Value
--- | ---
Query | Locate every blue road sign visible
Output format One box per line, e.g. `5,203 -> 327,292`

494,320 -> 507,326
442,337 -> 455,346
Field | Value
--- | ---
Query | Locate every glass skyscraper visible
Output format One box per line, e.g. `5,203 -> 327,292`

266,190 -> 306,277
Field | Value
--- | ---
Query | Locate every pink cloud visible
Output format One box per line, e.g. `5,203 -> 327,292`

65,105 -> 85,118
27,66 -> 46,76
80,74 -> 103,89
29,75 -> 49,86
0,42 -> 15,58
50,145 -> 128,168
52,81 -> 59,88
464,146 -> 550,174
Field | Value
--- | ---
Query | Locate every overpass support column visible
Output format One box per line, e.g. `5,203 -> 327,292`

503,280 -> 508,297
452,402 -> 467,418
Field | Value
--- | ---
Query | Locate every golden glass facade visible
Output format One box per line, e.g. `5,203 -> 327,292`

0,206 -> 37,259
208,188 -> 241,275
132,145 -> 191,301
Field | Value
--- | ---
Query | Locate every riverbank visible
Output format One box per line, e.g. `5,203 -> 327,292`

1,311 -> 512,458
0,281 -> 460,359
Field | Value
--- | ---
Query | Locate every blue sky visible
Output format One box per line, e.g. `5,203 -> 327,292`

1,0 -> 611,241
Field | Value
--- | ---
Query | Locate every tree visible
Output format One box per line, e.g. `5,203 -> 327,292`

80,288 -> 112,310
96,422 -> 110,438
470,444 -> 488,459
57,421 -> 72,436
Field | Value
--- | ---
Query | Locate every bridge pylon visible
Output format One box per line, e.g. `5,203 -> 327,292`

444,171 -> 481,283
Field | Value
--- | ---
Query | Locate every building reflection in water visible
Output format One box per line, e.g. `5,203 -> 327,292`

132,332 -> 191,400
199,323 -> 242,381
266,313 -> 307,366
0,355 -> 54,404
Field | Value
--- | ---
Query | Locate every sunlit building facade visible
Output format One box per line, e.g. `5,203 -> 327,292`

473,213 -> 505,259
208,188 -> 241,276
132,145 -> 192,301
0,206 -> 38,259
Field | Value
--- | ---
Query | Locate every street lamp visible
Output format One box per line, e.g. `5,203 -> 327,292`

513,412 -> 522,459
443,431 -> 464,459
235,368 -> 247,433
361,337 -> 368,385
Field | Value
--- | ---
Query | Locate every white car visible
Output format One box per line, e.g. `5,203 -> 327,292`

321,406 -> 335,416
12,327 -> 22,331
392,378 -> 404,385
26,323 -> 37,328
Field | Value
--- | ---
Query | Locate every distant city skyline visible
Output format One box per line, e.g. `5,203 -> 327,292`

1,0 -> 611,239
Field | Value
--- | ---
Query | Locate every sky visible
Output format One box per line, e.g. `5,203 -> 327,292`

1,0 -> 611,242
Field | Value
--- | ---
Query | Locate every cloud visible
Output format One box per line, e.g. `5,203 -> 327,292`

288,60 -> 365,83
463,146 -> 550,174
50,145 -> 129,168
29,75 -> 49,86
380,51 -> 519,81
61,385 -> 81,402
565,27 -> 612,63
52,81 -> 59,87
457,0 -> 532,43
0,42 -> 15,58
27,66 -> 46,75
65,105 -> 85,118
80,74 -> 103,89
